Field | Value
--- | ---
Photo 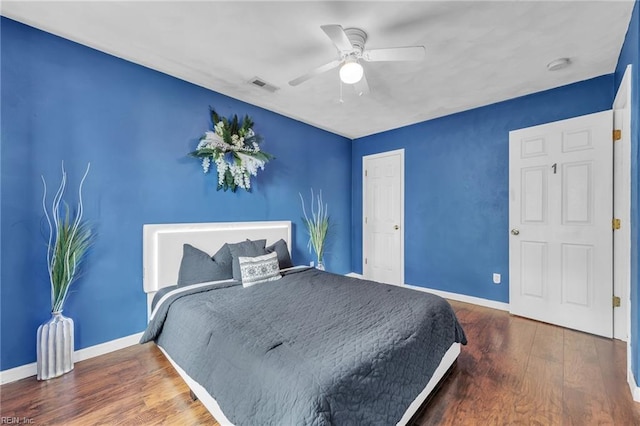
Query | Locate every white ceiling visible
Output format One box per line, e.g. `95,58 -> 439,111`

1,1 -> 635,139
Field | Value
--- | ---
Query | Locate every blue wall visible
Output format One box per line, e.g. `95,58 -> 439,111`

352,75 -> 614,302
615,0 -> 640,385
0,18 -> 352,371
2,6 -> 638,380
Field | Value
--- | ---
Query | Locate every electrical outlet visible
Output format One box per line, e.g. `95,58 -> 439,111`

493,273 -> 501,284
310,261 -> 315,267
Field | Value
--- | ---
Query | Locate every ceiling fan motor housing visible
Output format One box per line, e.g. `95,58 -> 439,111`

344,28 -> 367,55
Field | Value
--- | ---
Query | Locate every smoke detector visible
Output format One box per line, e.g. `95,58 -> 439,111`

547,58 -> 571,71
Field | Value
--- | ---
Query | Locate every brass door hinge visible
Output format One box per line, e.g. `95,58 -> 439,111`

613,129 -> 622,141
613,218 -> 621,230
613,296 -> 621,308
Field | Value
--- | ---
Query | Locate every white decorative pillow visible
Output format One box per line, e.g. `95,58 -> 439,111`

238,251 -> 281,288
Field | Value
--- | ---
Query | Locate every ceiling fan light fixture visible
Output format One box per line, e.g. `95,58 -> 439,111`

339,61 -> 364,84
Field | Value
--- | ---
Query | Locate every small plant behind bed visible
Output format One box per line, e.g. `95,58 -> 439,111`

299,189 -> 329,270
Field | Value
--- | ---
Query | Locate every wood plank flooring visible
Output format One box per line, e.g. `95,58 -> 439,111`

2,300 -> 639,425
416,301 -> 640,425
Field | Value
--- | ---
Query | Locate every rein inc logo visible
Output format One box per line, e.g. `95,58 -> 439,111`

1,418 -> 34,424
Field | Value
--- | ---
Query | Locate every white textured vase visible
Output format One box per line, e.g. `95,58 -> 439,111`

36,311 -> 74,380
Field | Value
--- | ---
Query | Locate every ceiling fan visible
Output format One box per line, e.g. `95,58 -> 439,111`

288,24 -> 426,96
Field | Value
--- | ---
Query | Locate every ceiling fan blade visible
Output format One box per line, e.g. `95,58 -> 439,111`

353,72 -> 370,96
362,46 -> 426,62
289,59 -> 342,86
321,24 -> 354,52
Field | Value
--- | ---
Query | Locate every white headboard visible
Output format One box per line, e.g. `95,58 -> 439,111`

143,221 -> 292,294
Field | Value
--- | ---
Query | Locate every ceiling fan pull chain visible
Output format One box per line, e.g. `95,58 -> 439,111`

339,79 -> 344,104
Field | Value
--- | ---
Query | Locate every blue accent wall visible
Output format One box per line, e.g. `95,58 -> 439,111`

352,75 -> 614,302
0,18 -> 352,371
615,0 -> 640,384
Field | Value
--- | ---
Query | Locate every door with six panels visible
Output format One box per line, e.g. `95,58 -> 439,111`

509,110 -> 613,337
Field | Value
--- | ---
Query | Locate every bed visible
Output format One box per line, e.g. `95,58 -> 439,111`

140,221 -> 466,425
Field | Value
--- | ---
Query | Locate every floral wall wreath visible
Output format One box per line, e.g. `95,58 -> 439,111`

189,108 -> 274,192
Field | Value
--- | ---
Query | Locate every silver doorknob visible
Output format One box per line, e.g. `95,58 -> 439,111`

511,228 -> 520,235
394,225 -> 399,230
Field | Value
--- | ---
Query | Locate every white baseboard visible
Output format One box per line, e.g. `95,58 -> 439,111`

628,365 -> 640,402
345,272 -> 365,278
346,272 -> 510,312
74,332 -> 143,363
0,362 -> 37,386
0,332 -> 144,385
404,283 -> 510,311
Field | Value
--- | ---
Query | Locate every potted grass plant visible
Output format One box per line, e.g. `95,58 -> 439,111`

299,189 -> 329,270
37,162 -> 92,380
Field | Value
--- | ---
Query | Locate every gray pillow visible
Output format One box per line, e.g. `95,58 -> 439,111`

212,243 -> 233,268
266,239 -> 294,269
228,239 -> 267,281
177,244 -> 233,287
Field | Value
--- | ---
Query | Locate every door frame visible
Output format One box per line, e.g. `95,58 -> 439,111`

612,65 -> 632,391
362,149 -> 405,285
613,65 -> 632,342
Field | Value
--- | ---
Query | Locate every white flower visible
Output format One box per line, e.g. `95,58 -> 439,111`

202,157 -> 211,173
237,153 -> 265,177
203,131 -> 225,147
234,164 -> 248,189
231,134 -> 245,149
215,158 -> 227,185
214,122 -> 224,137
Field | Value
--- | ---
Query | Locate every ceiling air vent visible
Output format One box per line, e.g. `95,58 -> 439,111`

249,77 -> 279,93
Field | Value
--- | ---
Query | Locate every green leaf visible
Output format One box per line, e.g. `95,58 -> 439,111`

252,151 -> 274,162
210,108 -> 220,126
222,126 -> 232,144
230,114 -> 239,135
242,114 -> 254,132
224,169 -> 234,192
198,148 -> 221,156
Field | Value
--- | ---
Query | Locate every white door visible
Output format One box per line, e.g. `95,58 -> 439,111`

363,149 -> 404,285
509,110 -> 613,338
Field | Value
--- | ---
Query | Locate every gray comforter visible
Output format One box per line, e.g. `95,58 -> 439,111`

141,267 -> 466,425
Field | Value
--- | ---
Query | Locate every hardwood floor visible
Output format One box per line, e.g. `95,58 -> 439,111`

2,300 -> 639,425
416,301 -> 640,425
0,342 -> 215,425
